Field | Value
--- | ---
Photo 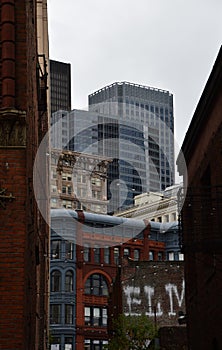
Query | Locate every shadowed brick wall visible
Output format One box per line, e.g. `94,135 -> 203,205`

0,1 -> 49,349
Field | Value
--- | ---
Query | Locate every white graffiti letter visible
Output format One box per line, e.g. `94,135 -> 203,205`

165,280 -> 185,316
144,286 -> 163,317
123,286 -> 141,315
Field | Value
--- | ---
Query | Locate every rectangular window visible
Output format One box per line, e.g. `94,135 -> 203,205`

104,246 -> 110,264
158,252 -> 163,261
84,307 -> 108,327
84,244 -> 90,262
179,253 -> 184,261
65,241 -> 73,260
65,305 -> 73,324
51,337 -> 61,350
123,248 -> 130,257
84,307 -> 91,325
94,246 -> 100,263
168,252 -> 174,261
93,307 -> 100,326
51,241 -> 61,259
50,304 -> 61,324
65,337 -> 73,350
102,308 -> 108,326
134,249 -> 140,261
149,251 -> 154,261
114,247 -> 119,264
67,186 -> 72,195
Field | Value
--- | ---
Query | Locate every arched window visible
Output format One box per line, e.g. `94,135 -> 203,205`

65,270 -> 73,292
51,270 -> 61,292
84,274 -> 108,296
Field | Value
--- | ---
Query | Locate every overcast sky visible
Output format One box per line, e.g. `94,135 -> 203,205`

47,0 -> 221,148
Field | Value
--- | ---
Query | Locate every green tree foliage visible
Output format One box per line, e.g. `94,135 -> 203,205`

106,314 -> 158,350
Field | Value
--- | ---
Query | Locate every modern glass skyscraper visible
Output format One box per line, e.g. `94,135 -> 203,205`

89,82 -> 175,189
50,59 -> 71,113
51,82 -> 175,214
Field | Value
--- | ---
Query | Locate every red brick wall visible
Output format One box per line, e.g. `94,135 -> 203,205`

0,1 -> 49,349
120,261 -> 185,328
0,149 -> 26,349
180,49 -> 222,350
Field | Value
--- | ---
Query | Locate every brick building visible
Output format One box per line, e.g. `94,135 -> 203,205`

113,260 -> 185,328
177,46 -> 222,349
0,1 -> 50,349
50,209 -> 182,350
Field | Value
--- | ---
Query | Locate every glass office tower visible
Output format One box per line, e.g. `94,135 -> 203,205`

51,82 -> 175,213
88,82 -> 175,192
50,60 -> 71,114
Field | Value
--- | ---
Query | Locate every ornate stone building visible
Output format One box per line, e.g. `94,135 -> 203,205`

51,149 -> 111,214
115,184 -> 180,223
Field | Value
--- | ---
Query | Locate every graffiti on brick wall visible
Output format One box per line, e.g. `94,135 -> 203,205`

123,280 -> 185,317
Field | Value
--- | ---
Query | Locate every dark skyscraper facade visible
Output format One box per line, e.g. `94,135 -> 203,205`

50,59 -> 71,113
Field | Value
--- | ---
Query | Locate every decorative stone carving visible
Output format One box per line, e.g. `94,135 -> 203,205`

0,109 -> 26,147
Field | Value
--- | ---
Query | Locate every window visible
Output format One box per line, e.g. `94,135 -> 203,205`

51,337 -> 61,350
94,246 -> 100,263
52,185 -> 57,193
65,271 -> 73,292
104,246 -> 110,264
51,240 -> 61,259
179,253 -> 184,261
168,252 -> 174,261
65,241 -> 73,260
67,186 -> 72,195
51,270 -> 61,292
84,244 -> 90,262
149,251 -> 154,261
50,304 -> 61,324
158,252 -> 163,261
84,340 -> 108,350
134,249 -> 140,261
123,248 -> 130,257
84,306 -> 107,326
85,274 -> 108,296
114,247 -> 119,264
65,304 -> 73,324
64,337 -> 73,350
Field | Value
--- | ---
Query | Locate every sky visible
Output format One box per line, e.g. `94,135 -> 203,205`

47,0 -> 222,149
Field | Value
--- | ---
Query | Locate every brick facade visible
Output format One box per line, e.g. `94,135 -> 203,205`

114,261 -> 185,328
0,1 -> 49,349
177,46 -> 222,349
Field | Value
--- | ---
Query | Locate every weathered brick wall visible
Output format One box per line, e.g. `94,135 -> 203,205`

0,149 -> 27,349
0,1 -> 49,349
181,65 -> 222,350
121,261 -> 185,328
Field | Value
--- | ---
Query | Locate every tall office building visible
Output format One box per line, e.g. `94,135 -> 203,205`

88,81 -> 175,192
50,59 -> 71,113
51,82 -> 175,213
